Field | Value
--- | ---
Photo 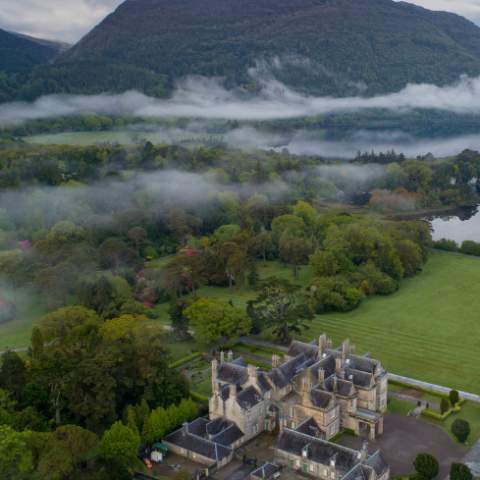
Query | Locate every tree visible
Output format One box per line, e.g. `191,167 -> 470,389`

184,298 -> 251,345
0,350 -> 27,401
142,407 -> 169,444
440,398 -> 449,415
247,278 -> 313,344
168,299 -> 191,340
450,463 -> 473,480
396,239 -> 423,277
36,425 -> 98,480
0,425 -> 33,480
127,226 -> 147,255
279,235 -> 313,278
449,390 -> 460,407
451,419 -> 470,443
310,250 -> 341,277
39,306 -> 101,344
413,453 -> 439,480
99,421 -> 140,469
30,326 -> 44,360
271,214 -> 305,243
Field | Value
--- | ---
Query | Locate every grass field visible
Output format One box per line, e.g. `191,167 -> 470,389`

302,251 -> 480,394
188,251 -> 480,394
3,251 -> 480,396
0,287 -> 47,351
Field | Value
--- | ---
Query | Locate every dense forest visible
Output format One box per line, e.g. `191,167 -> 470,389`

5,0 -> 480,101
1,140 -> 480,478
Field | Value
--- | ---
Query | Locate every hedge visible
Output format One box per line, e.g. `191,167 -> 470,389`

189,391 -> 209,404
389,379 -> 466,405
421,404 -> 462,421
169,352 -> 202,369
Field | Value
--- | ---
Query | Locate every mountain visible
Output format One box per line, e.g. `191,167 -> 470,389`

12,0 -> 480,99
0,29 -> 68,74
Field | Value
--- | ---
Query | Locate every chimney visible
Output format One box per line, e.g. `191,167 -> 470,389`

211,359 -> 218,393
319,333 -> 327,354
227,350 -> 233,362
247,364 -> 257,382
360,441 -> 368,461
182,422 -> 189,436
220,351 -> 225,364
342,339 -> 350,363
333,375 -> 338,393
272,353 -> 281,368
330,453 -> 337,470
229,383 -> 237,399
318,368 -> 325,384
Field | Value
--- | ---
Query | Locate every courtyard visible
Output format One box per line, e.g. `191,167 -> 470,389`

338,413 -> 467,477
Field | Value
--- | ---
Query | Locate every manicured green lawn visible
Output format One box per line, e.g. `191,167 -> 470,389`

0,287 -> 47,351
156,252 -> 480,393
302,251 -> 480,394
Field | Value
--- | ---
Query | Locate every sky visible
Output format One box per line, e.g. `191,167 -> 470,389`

0,0 -> 479,43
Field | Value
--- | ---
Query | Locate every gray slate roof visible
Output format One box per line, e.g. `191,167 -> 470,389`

164,427 -> 231,462
295,417 -> 324,438
218,362 -> 248,385
310,388 -> 334,409
211,423 -> 244,447
237,386 -> 262,410
251,462 -> 281,479
276,429 -> 360,473
366,450 -> 389,476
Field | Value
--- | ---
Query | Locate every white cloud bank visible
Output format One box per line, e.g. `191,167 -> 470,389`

3,75 -> 480,126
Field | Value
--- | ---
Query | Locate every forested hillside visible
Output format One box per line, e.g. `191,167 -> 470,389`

0,29 -> 66,74
6,0 -> 480,100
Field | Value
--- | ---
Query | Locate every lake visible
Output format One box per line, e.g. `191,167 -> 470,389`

428,205 -> 480,244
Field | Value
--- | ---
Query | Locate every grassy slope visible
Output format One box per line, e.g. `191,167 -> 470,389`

304,251 -> 480,394
190,251 -> 480,394
4,251 -> 480,396
0,287 -> 47,351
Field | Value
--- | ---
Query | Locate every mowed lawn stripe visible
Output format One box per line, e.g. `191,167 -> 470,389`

300,251 -> 480,394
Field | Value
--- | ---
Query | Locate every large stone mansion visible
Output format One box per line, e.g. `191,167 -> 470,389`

164,335 -> 390,480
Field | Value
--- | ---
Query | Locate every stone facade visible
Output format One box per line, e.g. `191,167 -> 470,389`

210,335 -> 387,442
166,335 -> 390,480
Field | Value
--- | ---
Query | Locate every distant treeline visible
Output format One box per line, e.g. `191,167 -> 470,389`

434,238 -> 480,257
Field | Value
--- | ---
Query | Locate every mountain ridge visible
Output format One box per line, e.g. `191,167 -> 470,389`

6,0 -> 480,100
0,28 -> 68,74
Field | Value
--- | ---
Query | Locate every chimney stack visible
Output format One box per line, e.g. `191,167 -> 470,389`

211,359 -> 219,393
319,333 -> 327,355
227,350 -> 233,362
342,339 -> 350,363
229,383 -> 237,399
272,354 -> 281,368
220,351 -> 225,364
360,441 -> 368,461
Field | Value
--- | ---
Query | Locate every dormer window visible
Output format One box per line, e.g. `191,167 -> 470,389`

302,444 -> 310,458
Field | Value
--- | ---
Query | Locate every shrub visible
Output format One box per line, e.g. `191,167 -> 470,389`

449,390 -> 460,407
451,419 -> 470,443
440,398 -> 449,415
450,463 -> 473,480
433,239 -> 458,252
460,240 -> 480,256
414,453 -> 439,480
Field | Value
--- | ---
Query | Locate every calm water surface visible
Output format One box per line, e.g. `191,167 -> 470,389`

427,205 -> 480,243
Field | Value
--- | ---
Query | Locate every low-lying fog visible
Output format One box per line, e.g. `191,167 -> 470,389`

6,71 -> 480,158
27,125 -> 480,159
